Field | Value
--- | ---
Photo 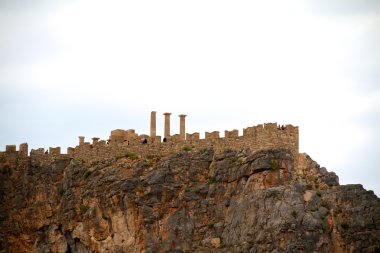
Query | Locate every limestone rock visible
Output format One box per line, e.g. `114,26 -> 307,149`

0,148 -> 379,252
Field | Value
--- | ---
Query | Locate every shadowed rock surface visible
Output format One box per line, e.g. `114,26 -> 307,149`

0,148 -> 379,252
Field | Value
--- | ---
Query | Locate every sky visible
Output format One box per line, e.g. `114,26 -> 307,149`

0,0 -> 379,196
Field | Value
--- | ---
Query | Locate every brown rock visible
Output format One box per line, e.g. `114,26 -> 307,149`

0,148 -> 379,252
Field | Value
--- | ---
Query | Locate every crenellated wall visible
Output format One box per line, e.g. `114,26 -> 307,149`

74,122 -> 297,163
186,132 -> 200,141
5,145 -> 16,153
19,143 -> 28,157
0,122 -> 299,164
225,129 -> 239,139
49,147 -> 61,156
205,131 -> 220,139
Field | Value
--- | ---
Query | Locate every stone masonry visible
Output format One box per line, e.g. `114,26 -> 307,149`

0,111 -> 299,164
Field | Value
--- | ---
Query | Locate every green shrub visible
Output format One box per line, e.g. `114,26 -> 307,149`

59,189 -> 66,196
314,179 -> 320,189
265,174 -> 271,184
321,200 -> 330,209
83,170 -> 92,179
200,148 -> 209,154
269,159 -> 278,170
125,152 -> 139,160
147,154 -> 158,160
207,176 -> 216,184
340,221 -> 349,230
321,217 -> 328,232
236,157 -> 244,165
333,208 -> 342,217
182,146 -> 192,152
80,204 -> 89,214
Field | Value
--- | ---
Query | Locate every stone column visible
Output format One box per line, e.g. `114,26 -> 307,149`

163,112 -> 171,138
179,114 -> 187,140
79,136 -> 85,146
150,111 -> 156,137
92,137 -> 99,145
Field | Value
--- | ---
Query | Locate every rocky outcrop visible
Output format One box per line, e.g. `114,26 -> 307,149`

0,148 -> 379,252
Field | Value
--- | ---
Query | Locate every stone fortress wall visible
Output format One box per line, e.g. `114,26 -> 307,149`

0,111 -> 299,163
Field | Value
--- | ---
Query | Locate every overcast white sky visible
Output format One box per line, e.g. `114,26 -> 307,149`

0,0 -> 379,196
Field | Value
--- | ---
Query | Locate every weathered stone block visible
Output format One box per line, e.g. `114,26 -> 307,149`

19,143 -> 28,157
49,147 -> 61,156
205,131 -> 220,139
225,129 -> 239,139
5,145 -> 16,153
186,132 -> 200,141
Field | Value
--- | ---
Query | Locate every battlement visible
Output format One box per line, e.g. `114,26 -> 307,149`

0,111 -> 299,164
5,145 -> 16,153
205,131 -> 220,139
186,132 -> 200,141
49,147 -> 61,156
225,130 -> 239,139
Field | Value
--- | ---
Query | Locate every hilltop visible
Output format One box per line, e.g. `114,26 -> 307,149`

0,113 -> 379,252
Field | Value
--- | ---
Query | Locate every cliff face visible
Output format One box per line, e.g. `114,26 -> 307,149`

0,148 -> 379,253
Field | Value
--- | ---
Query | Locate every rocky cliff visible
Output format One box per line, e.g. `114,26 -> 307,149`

0,148 -> 379,253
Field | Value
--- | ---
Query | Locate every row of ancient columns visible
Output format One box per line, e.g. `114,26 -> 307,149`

150,111 -> 186,140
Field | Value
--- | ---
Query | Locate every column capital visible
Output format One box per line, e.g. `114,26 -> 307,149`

163,112 -> 172,116
178,114 -> 187,117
